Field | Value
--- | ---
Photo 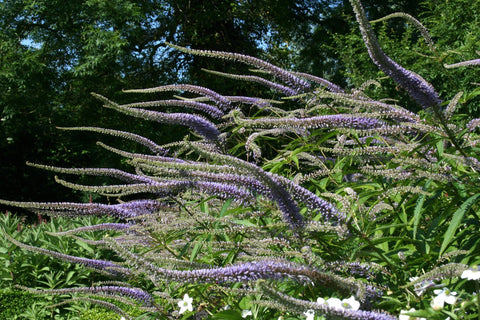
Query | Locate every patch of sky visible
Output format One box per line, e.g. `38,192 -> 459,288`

20,37 -> 43,49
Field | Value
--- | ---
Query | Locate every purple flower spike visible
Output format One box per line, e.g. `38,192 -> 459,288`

22,286 -> 154,307
165,42 -> 311,92
444,58 -> 480,69
5,234 -> 130,277
350,0 -> 442,108
93,93 -> 221,141
50,223 -> 131,236
124,84 -> 232,111
178,260 -> 308,283
123,99 -> 225,119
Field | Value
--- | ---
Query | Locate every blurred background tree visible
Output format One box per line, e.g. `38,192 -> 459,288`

1,0 -> 479,213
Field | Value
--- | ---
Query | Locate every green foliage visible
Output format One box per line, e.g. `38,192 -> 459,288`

0,212 -> 117,290
1,1 -> 480,320
330,0 -> 480,114
79,309 -> 120,320
0,289 -> 39,320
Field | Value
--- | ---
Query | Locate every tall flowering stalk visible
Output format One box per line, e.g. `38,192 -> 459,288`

349,0 -> 442,109
1,1 -> 480,319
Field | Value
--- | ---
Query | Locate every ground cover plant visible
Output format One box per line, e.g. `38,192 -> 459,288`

1,0 -> 480,319
0,211 -> 124,319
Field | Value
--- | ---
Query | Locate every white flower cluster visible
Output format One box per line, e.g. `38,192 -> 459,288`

303,296 -> 360,320
401,265 -> 480,318
177,267 -> 480,320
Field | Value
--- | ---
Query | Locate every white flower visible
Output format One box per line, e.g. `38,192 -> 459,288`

399,308 -> 426,320
303,309 -> 315,320
178,293 -> 193,314
431,288 -> 457,310
341,296 -> 360,310
316,297 -> 325,304
120,317 -> 126,320
326,296 -> 360,310
461,267 -> 480,280
241,310 -> 253,318
326,297 -> 342,309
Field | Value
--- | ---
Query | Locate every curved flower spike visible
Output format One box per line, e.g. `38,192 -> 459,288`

165,42 -> 310,93
349,0 -> 442,109
444,58 -> 480,69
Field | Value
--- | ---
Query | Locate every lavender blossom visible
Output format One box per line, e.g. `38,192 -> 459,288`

291,71 -> 345,93
226,96 -> 278,109
57,126 -> 167,154
49,223 -> 131,236
123,99 -> 225,119
131,259 -> 312,283
123,84 -> 232,111
268,181 -> 305,229
5,234 -> 130,276
27,163 -> 157,184
95,141 -> 186,163
444,58 -> 480,69
349,0 -> 442,109
259,283 -> 395,320
92,93 -> 221,141
202,69 -> 298,96
188,142 -> 305,229
370,12 -> 436,52
165,42 -> 311,92
273,173 -> 345,222
176,170 -> 269,196
19,286 -> 153,307
0,199 -> 166,219
194,181 -> 255,204
116,200 -> 168,217
235,114 -> 384,131
467,118 -> 480,131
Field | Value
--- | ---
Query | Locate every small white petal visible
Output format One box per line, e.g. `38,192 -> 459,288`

316,297 -> 325,304
178,294 -> 194,314
431,295 -> 444,310
303,309 -> 315,320
326,297 -> 342,309
341,296 -> 360,310
461,269 -> 480,280
241,310 -> 253,318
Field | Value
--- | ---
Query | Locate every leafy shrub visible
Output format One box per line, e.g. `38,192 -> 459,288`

0,289 -> 38,319
1,0 -> 480,319
79,309 -> 119,320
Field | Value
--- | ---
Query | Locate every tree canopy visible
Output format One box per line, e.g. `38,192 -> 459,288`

1,0 -> 479,212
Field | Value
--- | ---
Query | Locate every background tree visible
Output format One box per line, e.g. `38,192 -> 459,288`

1,0 -> 478,214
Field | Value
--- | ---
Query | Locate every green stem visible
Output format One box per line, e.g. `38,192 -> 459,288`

431,106 -> 469,158
347,220 -> 397,273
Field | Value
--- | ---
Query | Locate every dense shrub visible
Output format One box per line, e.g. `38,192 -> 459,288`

0,289 -> 38,319
1,0 -> 479,319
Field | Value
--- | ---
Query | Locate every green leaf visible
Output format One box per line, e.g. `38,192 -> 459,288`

436,140 -> 444,156
464,86 -> 480,102
75,239 -> 94,254
439,193 -> 480,257
413,180 -> 431,240
211,310 -> 243,320
238,296 -> 252,309
190,243 -> 203,262
219,199 -> 233,217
